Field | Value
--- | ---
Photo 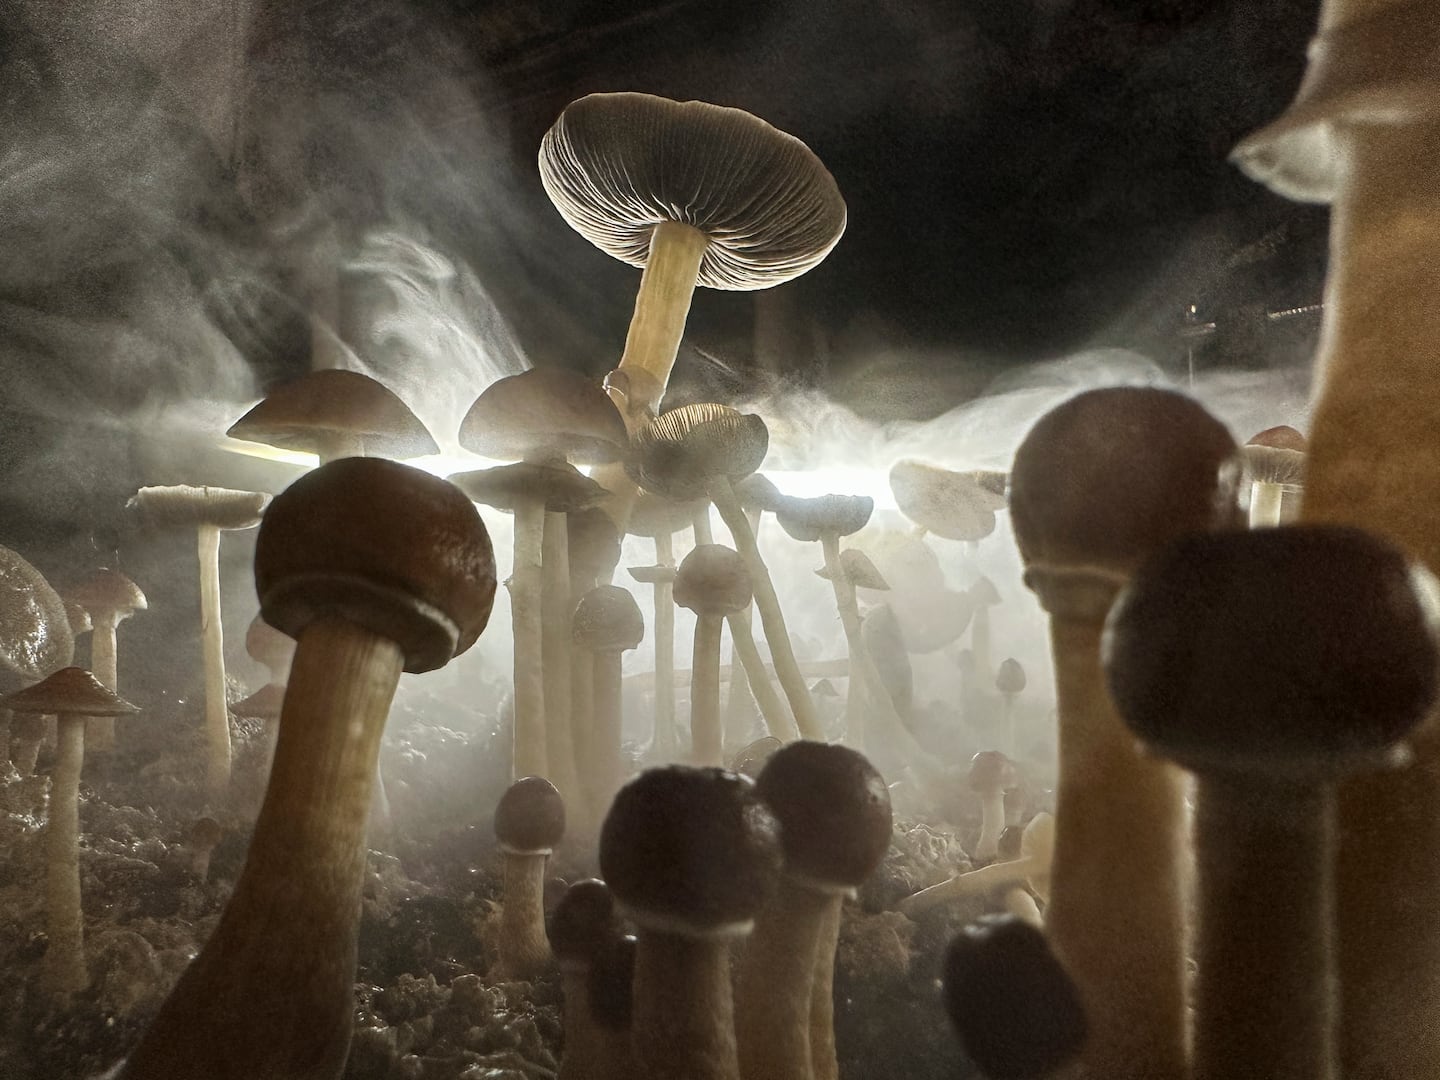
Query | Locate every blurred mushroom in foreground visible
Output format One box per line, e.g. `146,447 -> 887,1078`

551,879 -> 634,1080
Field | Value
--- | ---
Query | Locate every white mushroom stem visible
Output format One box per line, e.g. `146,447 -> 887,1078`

810,898 -> 844,1080
1002,887 -> 1043,927
591,649 -> 626,819
898,850 -> 1051,917
542,513 -> 582,811
691,614 -> 725,767
510,498 -> 548,780
198,523 -> 231,797
633,927 -> 742,1080
45,714 -> 87,997
496,850 -> 553,979
974,786 -> 1007,863
653,532 -> 677,758
1249,480 -> 1285,528
724,612 -> 799,742
87,612 -> 121,749
724,508 -> 764,748
693,505 -> 715,545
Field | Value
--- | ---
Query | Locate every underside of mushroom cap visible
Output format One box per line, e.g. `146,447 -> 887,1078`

495,775 -> 567,854
0,545 -> 75,687
1241,443 -> 1306,486
129,485 -> 271,530
573,585 -> 646,652
450,461 -> 608,514
889,461 -> 998,542
628,403 -> 769,501
539,92 -> 847,291
3,666 -> 137,717
673,544 -> 753,616
628,564 -> 678,586
628,492 -> 705,539
68,569 -> 147,619
460,367 -> 628,465
735,473 -> 785,514
774,493 -> 874,542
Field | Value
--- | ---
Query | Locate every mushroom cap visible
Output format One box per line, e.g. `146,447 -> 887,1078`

967,750 -> 1020,794
735,473 -> 785,515
588,934 -> 638,1032
995,658 -> 1027,695
495,775 -> 567,854
755,740 -> 892,890
1248,425 -> 1307,453
189,816 -> 223,849
673,544 -> 753,616
226,368 -> 439,459
568,507 -> 623,590
628,492 -> 705,539
245,614 -> 295,672
816,548 -> 889,590
889,460 -> 998,542
2,666 -> 137,717
1104,525 -> 1440,779
538,92 -> 847,291
255,458 -> 497,674
459,367 -> 628,466
572,585 -> 646,653
1240,443 -> 1306,487
449,461 -> 608,514
0,546 -> 75,687
628,404 -> 769,501
1010,388 -> 1241,580
550,878 -> 617,964
129,485 -> 270,530
62,599 -> 93,637
968,575 -> 1001,607
627,564 -> 677,586
774,493 -> 874,542
599,766 -> 781,935
232,682 -> 286,721
730,735 -> 783,779
67,569 -> 147,620
943,914 -> 1087,1080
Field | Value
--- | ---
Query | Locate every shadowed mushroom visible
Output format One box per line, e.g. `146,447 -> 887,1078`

117,457 -> 496,1080
1105,526 -> 1440,1080
552,879 -> 634,1080
2,668 -> 136,998
674,546 -> 756,766
1008,386 -> 1241,1080
573,585 -> 646,822
599,766 -> 782,1080
234,614 -> 294,735
65,570 -> 144,740
493,776 -> 566,980
1241,425 -> 1306,528
969,751 -> 1020,864
995,659 -> 1027,754
587,933 -> 638,1048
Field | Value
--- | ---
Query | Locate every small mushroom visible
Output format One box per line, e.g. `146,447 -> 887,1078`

188,816 -> 223,883
493,776 -> 567,980
995,659 -> 1028,754
552,880 -> 634,1080
674,546 -> 756,766
889,460 -> 1004,544
236,614 -> 295,739
899,812 -> 1055,919
968,751 -> 1020,864
572,585 -> 645,821
1241,425 -> 1306,528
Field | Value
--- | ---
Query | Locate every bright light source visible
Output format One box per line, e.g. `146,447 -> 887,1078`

765,465 -> 898,511
217,438 -> 319,469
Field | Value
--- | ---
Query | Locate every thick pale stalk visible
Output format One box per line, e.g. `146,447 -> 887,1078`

724,508 -> 764,748
86,614 -> 120,749
511,499 -> 548,780
1250,480 -> 1285,528
119,617 -> 403,1080
45,715 -> 86,997
496,851 -> 552,979
542,513 -> 581,810
810,899 -> 844,1080
974,787 -> 1007,863
633,929 -> 740,1080
653,531 -> 677,758
691,616 -> 724,766
725,613 -> 799,742
198,523 -> 231,797
1192,776 -> 1333,1080
693,505 -> 715,545
592,652 -> 625,821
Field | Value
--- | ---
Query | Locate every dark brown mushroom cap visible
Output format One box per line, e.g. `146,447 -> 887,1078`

255,458 -> 497,674
245,614 -> 295,673
550,879 -> 617,964
568,507 -> 623,592
449,461 -> 608,514
627,564 -> 677,586
730,735 -> 783,779
1248,425 -> 1306,453
995,658 -> 1027,695
0,546 -> 75,687
756,741 -> 892,889
889,461 -> 998,542
495,775 -> 567,853
628,493 -> 705,539
1104,526 -> 1440,778
189,816 -> 223,850
628,404 -> 769,502
1010,388 -> 1241,578
128,485 -> 271,530
232,682 -> 286,721
599,766 -> 781,933
459,368 -> 628,466
588,933 -> 637,1032
67,569 -> 147,620
943,914 -> 1087,1080
573,585 -> 646,653
816,548 -> 889,590
2,666 -> 137,716
673,545 -> 753,616
735,473 -> 785,514
538,93 -> 847,291
226,369 -> 439,459
774,494 -> 874,542
967,751 -> 1020,794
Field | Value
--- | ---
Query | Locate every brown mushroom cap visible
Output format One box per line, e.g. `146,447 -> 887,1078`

889,460 -> 998,542
1241,430 -> 1306,487
1248,425 -> 1306,453
628,404 -> 769,502
459,367 -> 628,465
573,585 -> 646,653
538,92 -> 847,291
0,546 -> 75,687
774,493 -> 875,542
599,766 -> 781,933
755,740 -> 893,890
449,461 -> 608,514
226,369 -> 439,460
550,878 -> 618,965
67,569 -> 147,621
2,666 -> 137,716
967,750 -> 1020,794
673,545 -> 753,617
995,658 -> 1027,695
128,486 -> 270,530
495,775 -> 567,854
255,457 -> 497,674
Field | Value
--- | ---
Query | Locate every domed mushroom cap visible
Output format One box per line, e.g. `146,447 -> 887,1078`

588,934 -> 638,1032
0,546 -> 74,687
1242,427 -> 1306,487
628,404 -> 769,501
495,775 -> 567,854
2,666 -> 137,716
67,569 -> 147,620
600,766 -> 782,934
450,461 -> 608,514
1249,425 -> 1306,453
774,494 -> 874,542
459,367 -> 628,466
129,485 -> 270,530
1010,388 -> 1241,577
889,461 -> 998,542
573,585 -> 646,653
967,750 -> 1020,794
255,458 -> 497,674
1104,526 -> 1440,779
756,741 -> 892,890
943,914 -> 1087,1080
539,93 -> 847,291
995,658 -> 1027,695
227,369 -> 439,460
673,545 -> 752,616
550,879 -> 617,965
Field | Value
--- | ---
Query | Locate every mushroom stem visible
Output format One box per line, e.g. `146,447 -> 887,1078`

198,522 -> 231,797
898,852 -> 1049,916
1249,480 -> 1285,528
694,505 -> 715,545
45,714 -> 86,997
691,615 -> 724,766
810,898 -> 843,1080
560,964 -> 632,1080
725,612 -> 799,743
633,929 -> 740,1080
87,613 -> 120,750
974,788 -> 1007,863
592,650 -> 625,818
497,851 -> 552,978
710,478 -> 820,739
543,512 -> 582,810
653,531 -> 677,758
511,499 -> 548,779
724,508 -> 764,748
118,617 -> 403,1080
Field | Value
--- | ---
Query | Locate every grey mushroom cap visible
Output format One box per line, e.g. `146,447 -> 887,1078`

3,666 -> 138,717
673,544 -> 753,616
628,492 -> 706,539
539,92 -> 847,291
889,460 -> 998,542
995,658 -> 1027,695
67,569 -> 147,619
628,404 -> 769,501
774,493 -> 875,543
449,462 -> 608,514
735,473 -> 785,514
459,367 -> 628,466
129,485 -> 270,530
573,585 -> 646,653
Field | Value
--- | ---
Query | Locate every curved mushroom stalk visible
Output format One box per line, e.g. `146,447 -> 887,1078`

899,812 -> 1055,918
724,610 -> 799,743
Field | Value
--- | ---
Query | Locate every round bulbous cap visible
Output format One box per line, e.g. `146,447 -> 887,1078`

673,545 -> 752,616
0,546 -> 74,685
1010,387 -> 1241,580
600,766 -> 782,935
628,404 -> 769,501
588,934 -> 637,1032
1104,525 -> 1440,779
129,485 -> 270,531
495,776 -> 567,854
943,914 -> 1087,1080
550,879 -> 617,964
573,585 -> 645,652
1249,425 -> 1306,453
539,92 -> 847,291
774,493 -> 874,542
756,740 -> 892,891
459,367 -> 627,466
255,458 -> 497,674
967,751 -> 1019,794
995,658 -> 1027,695
889,461 -> 998,542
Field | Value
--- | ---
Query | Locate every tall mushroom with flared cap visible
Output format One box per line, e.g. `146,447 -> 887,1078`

117,458 -> 496,1080
1106,526 -> 1440,1080
128,485 -> 269,797
64,569 -> 142,751
3,668 -> 135,998
674,546 -> 755,767
493,776 -> 566,980
600,765 -> 782,1080
1008,386 -> 1241,1080
572,584 -> 645,821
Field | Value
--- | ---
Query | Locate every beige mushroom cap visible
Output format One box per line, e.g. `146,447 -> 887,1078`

539,92 -> 847,291
674,544 -> 753,616
889,460 -> 999,542
460,367 -> 628,466
129,486 -> 271,530
573,585 -> 646,653
2,666 -> 137,716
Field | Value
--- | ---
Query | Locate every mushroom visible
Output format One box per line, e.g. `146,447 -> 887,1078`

188,816 -> 223,883
674,545 -> 755,766
1241,425 -> 1306,528
59,568 -> 136,746
725,474 -> 787,744
567,508 -> 623,774
943,914 -> 1087,1080
599,766 -> 781,1080
899,812 -> 1056,919
551,879 -> 634,1080
995,658 -> 1028,754
968,751 -> 1020,864
587,933 -> 638,1046
1,667 -> 136,997
630,404 -> 820,738
1007,386 -> 1241,1080
735,741 -> 891,1080
234,613 -> 295,739
127,485 -> 269,796
729,734 -> 782,779
572,585 -> 645,820
1105,525 -> 1440,1080
888,460 -> 1006,545
117,457 -> 496,1080
966,575 -> 1002,686
492,775 -> 566,980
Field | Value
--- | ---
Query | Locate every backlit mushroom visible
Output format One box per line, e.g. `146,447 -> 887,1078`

1241,425 -> 1306,528
117,457 -> 495,1080
492,775 -> 567,980
726,474 -> 786,743
551,879 -> 634,1080
889,460 -> 1004,545
572,585 -> 645,820
674,545 -> 754,767
234,613 -> 294,737
568,508 -> 623,773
